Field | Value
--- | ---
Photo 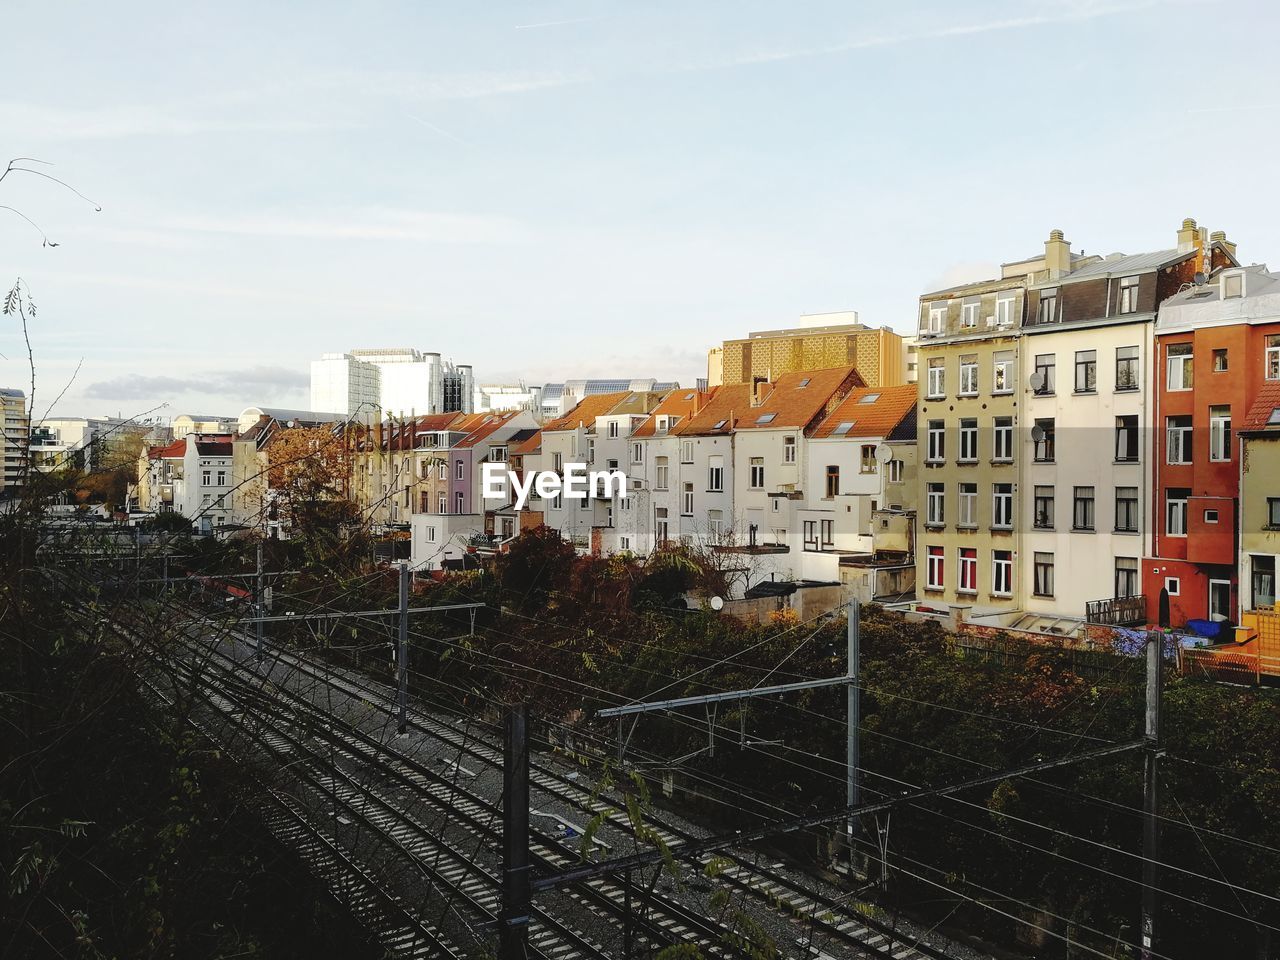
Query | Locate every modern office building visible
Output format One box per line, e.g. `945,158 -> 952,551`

310,349 -> 474,417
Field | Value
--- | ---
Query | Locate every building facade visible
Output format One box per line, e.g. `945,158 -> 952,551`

1,388 -> 28,496
310,349 -> 475,417
718,314 -> 905,388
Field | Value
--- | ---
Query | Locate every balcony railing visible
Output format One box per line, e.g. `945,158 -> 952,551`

1085,594 -> 1147,627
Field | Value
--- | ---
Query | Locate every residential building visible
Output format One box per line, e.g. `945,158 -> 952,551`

1145,256 -> 1277,626
171,414 -> 236,439
706,347 -> 724,388
538,379 -> 680,421
717,313 -> 905,388
1,388 -> 29,496
177,434 -> 234,533
902,335 -> 919,384
230,409 -> 345,536
310,349 -> 474,417
474,383 -> 544,417
29,416 -> 155,473
1239,379 -> 1280,615
136,437 -> 187,515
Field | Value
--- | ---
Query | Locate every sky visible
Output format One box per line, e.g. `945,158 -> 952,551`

2,0 -> 1278,423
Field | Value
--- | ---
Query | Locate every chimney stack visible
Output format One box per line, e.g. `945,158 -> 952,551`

1044,229 -> 1072,279
751,375 -> 769,408
1210,229 -> 1238,263
1177,217 -> 1200,253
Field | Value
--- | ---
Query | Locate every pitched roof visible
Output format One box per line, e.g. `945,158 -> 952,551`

811,385 -> 919,439
677,383 -> 752,436
1241,381 -> 1280,433
412,413 -> 464,433
195,440 -> 233,456
542,391 -> 634,431
1040,248 -> 1187,287
510,429 -> 542,455
631,389 -> 708,437
455,410 -> 523,448
149,438 -> 187,459
713,366 -> 862,433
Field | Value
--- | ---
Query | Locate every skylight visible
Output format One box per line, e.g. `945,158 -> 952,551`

713,418 -> 728,429
1269,407 -> 1280,425
684,392 -> 695,400
832,421 -> 855,435
797,378 -> 811,388
756,413 -> 777,424
859,393 -> 881,404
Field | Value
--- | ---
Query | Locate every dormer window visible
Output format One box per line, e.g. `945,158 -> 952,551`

1223,271 -> 1244,299
961,299 -> 979,328
1117,276 -> 1139,314
928,303 -> 946,333
1038,288 -> 1058,324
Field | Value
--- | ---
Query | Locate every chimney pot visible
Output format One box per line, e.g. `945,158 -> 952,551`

1182,217 -> 1197,230
1210,230 -> 1226,242
1049,228 -> 1064,241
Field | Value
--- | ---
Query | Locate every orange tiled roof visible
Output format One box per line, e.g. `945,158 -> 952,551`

1241,381 -> 1280,433
632,389 -> 709,437
677,384 -> 753,436
811,384 -> 918,439
510,429 -> 542,455
455,410 -> 522,448
542,391 -> 633,432
149,438 -> 186,459
721,367 -> 862,432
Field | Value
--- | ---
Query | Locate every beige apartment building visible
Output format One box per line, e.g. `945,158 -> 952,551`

1,388 -> 29,496
713,313 -> 906,389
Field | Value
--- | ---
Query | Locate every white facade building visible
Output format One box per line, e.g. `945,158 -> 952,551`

310,349 -> 474,417
176,434 -> 234,533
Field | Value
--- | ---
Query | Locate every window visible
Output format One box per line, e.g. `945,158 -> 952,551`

608,421 -> 619,438
926,546 -> 945,590
1253,555 -> 1276,608
424,525 -> 437,543
993,417 -> 1014,462
1222,272 -> 1244,299
927,420 -> 945,462
961,300 -> 979,328
927,357 -> 946,398
1073,486 -> 1095,531
552,491 -> 563,511
1033,354 -> 1056,394
1115,558 -> 1139,598
1165,577 -> 1180,596
995,293 -> 1016,327
928,303 -> 946,333
1268,497 -> 1280,528
1037,288 -> 1058,324
958,483 -> 977,528
491,445 -> 508,462
1209,405 -> 1232,461
216,470 -> 226,486
992,351 -> 1014,394
825,465 -> 840,498
992,550 -> 1013,596
632,442 -> 643,463
821,519 -> 834,546
455,491 -> 465,513
1116,346 -> 1139,391
682,482 -> 694,516
1204,509 -> 1218,524
749,457 -> 765,489
1166,488 -> 1189,536
1034,418 -> 1056,462
1074,350 -> 1097,393
439,461 -> 449,479
620,536 -> 631,550
958,548 -> 977,594
1213,348 -> 1228,373
1034,553 -> 1055,597
1268,335 -> 1280,380
887,459 -> 903,483
860,445 -> 877,474
1115,416 -> 1139,462
1115,487 -> 1139,532
1034,485 -> 1055,529
959,418 -> 978,462
1118,275 -> 1140,314
655,456 -> 669,490
680,440 -> 694,464
1167,343 -> 1193,390
1166,416 -> 1192,464
708,461 -> 723,492
655,507 -> 669,544
993,483 -> 1013,529
783,435 -> 796,463
959,355 -> 978,395
587,438 -> 596,460
708,509 -> 724,538
201,470 -> 211,485
926,483 -> 945,526
803,520 -> 818,550
438,493 -> 447,514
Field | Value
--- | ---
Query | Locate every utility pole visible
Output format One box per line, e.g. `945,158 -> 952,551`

255,541 -> 265,662
847,597 -> 861,868
1140,630 -> 1164,960
500,703 -> 531,960
397,561 -> 409,735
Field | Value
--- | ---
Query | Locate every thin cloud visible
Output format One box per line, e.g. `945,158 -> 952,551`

163,208 -> 530,244
85,365 -> 307,402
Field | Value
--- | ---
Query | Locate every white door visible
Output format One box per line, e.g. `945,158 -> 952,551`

1208,579 -> 1232,622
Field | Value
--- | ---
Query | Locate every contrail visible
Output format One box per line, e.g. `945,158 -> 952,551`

405,113 -> 468,146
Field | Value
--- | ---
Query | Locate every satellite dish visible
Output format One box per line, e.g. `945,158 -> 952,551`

1193,271 -> 1207,286
709,596 -> 724,612
1029,372 -> 1045,392
875,443 -> 893,464
1030,424 -> 1045,443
